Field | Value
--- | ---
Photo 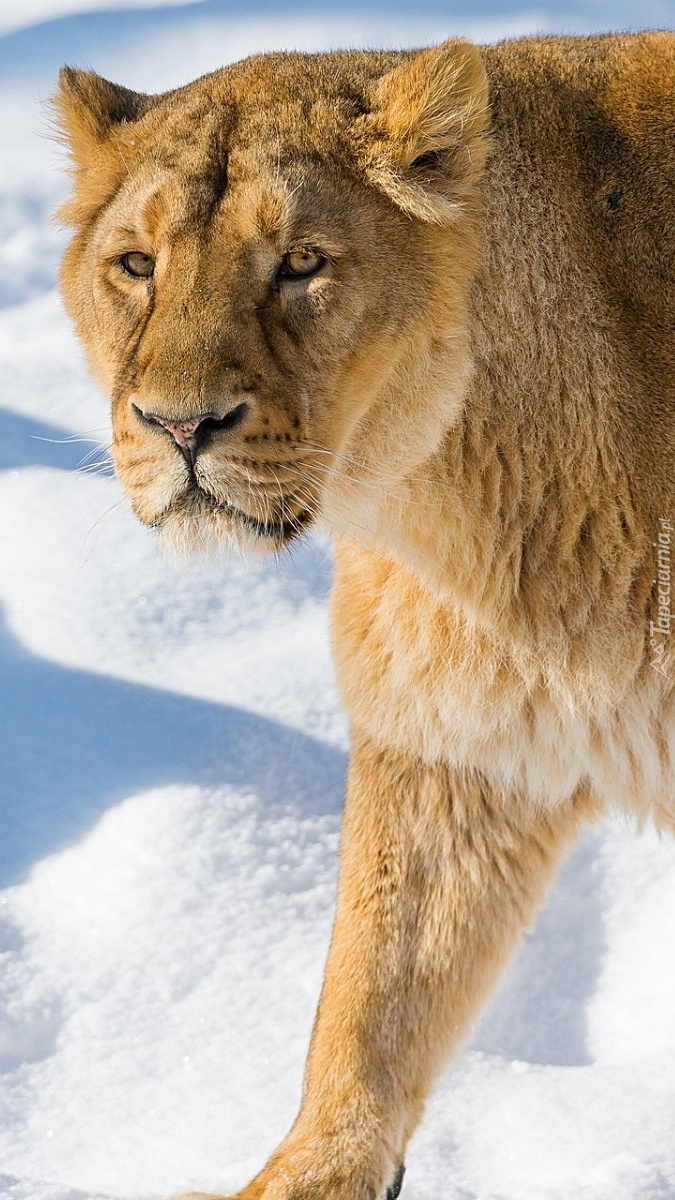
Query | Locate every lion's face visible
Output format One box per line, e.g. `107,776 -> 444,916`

56,45 -> 488,552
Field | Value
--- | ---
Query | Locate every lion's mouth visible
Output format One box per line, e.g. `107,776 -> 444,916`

236,506 -> 314,543
154,481 -> 314,547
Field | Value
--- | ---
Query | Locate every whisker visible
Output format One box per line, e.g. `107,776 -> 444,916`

290,475 -> 384,550
31,427 -> 110,446
297,440 -> 442,488
75,461 -> 116,478
295,448 -> 448,511
268,463 -> 288,529
294,465 -> 447,577
299,457 -> 445,516
79,498 -> 126,566
76,444 -> 113,468
306,438 -> 478,509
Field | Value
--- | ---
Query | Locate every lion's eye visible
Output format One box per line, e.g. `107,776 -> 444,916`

280,249 -> 325,280
120,251 -> 155,280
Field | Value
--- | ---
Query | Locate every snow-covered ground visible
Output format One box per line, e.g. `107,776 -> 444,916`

1,1 -> 674,1198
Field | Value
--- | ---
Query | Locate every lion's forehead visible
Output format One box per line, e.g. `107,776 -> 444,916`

127,50 -> 397,183
108,127 -> 359,256
101,51 -> 413,243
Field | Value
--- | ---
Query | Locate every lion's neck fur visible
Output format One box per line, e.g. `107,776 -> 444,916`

329,62 -> 666,702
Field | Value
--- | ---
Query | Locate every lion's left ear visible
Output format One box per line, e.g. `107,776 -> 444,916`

362,40 -> 489,224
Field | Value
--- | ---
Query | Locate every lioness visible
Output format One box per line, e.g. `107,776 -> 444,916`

56,31 -> 675,1200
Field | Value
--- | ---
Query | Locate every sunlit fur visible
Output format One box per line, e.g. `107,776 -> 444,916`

57,32 -> 675,1200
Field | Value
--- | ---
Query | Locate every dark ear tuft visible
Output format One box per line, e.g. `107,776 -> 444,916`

59,66 -> 144,128
54,67 -> 150,168
53,68 -> 157,224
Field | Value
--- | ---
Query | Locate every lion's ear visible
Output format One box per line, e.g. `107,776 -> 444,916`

363,40 -> 489,224
54,67 -> 148,169
54,68 -> 154,223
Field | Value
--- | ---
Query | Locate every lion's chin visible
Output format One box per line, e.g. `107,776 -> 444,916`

147,493 -> 314,558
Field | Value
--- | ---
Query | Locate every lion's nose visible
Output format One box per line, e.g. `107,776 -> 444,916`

133,400 -> 249,460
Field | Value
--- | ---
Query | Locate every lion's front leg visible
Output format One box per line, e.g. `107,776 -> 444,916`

177,736 -> 596,1200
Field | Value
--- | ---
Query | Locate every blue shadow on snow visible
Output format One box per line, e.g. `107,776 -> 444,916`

0,600 -> 346,887
0,407 -> 112,474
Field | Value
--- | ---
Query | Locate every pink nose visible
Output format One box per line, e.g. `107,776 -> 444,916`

149,413 -> 209,452
133,401 -> 249,460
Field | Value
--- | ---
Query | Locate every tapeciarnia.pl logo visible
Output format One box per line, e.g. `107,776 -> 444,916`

650,517 -> 672,678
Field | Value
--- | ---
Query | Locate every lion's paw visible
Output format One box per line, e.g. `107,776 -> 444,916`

385,1164 -> 405,1199
173,1163 -> 404,1200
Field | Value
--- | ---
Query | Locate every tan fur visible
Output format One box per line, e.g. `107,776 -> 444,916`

55,32 -> 675,1199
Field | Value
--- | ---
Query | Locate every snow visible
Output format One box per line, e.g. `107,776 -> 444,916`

0,1 -> 674,1198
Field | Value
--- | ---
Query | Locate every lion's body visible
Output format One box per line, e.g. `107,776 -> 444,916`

57,31 -> 674,1200
335,35 -> 675,827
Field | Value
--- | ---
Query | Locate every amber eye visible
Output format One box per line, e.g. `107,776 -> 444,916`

280,249 -> 325,280
120,251 -> 155,280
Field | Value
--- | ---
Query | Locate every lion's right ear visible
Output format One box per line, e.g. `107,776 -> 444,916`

54,68 -> 154,223
54,67 -> 148,169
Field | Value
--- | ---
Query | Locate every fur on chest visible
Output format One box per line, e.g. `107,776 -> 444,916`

331,541 -> 675,823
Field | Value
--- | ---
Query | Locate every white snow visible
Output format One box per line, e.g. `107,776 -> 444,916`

0,2 -> 674,1199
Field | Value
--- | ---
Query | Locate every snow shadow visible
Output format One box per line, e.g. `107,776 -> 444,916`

0,601 -> 346,886
470,827 -> 606,1067
0,407 -> 112,473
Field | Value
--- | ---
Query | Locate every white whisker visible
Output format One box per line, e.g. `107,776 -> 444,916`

79,499 -> 126,566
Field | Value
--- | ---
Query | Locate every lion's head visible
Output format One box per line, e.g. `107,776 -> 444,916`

56,42 -> 488,553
